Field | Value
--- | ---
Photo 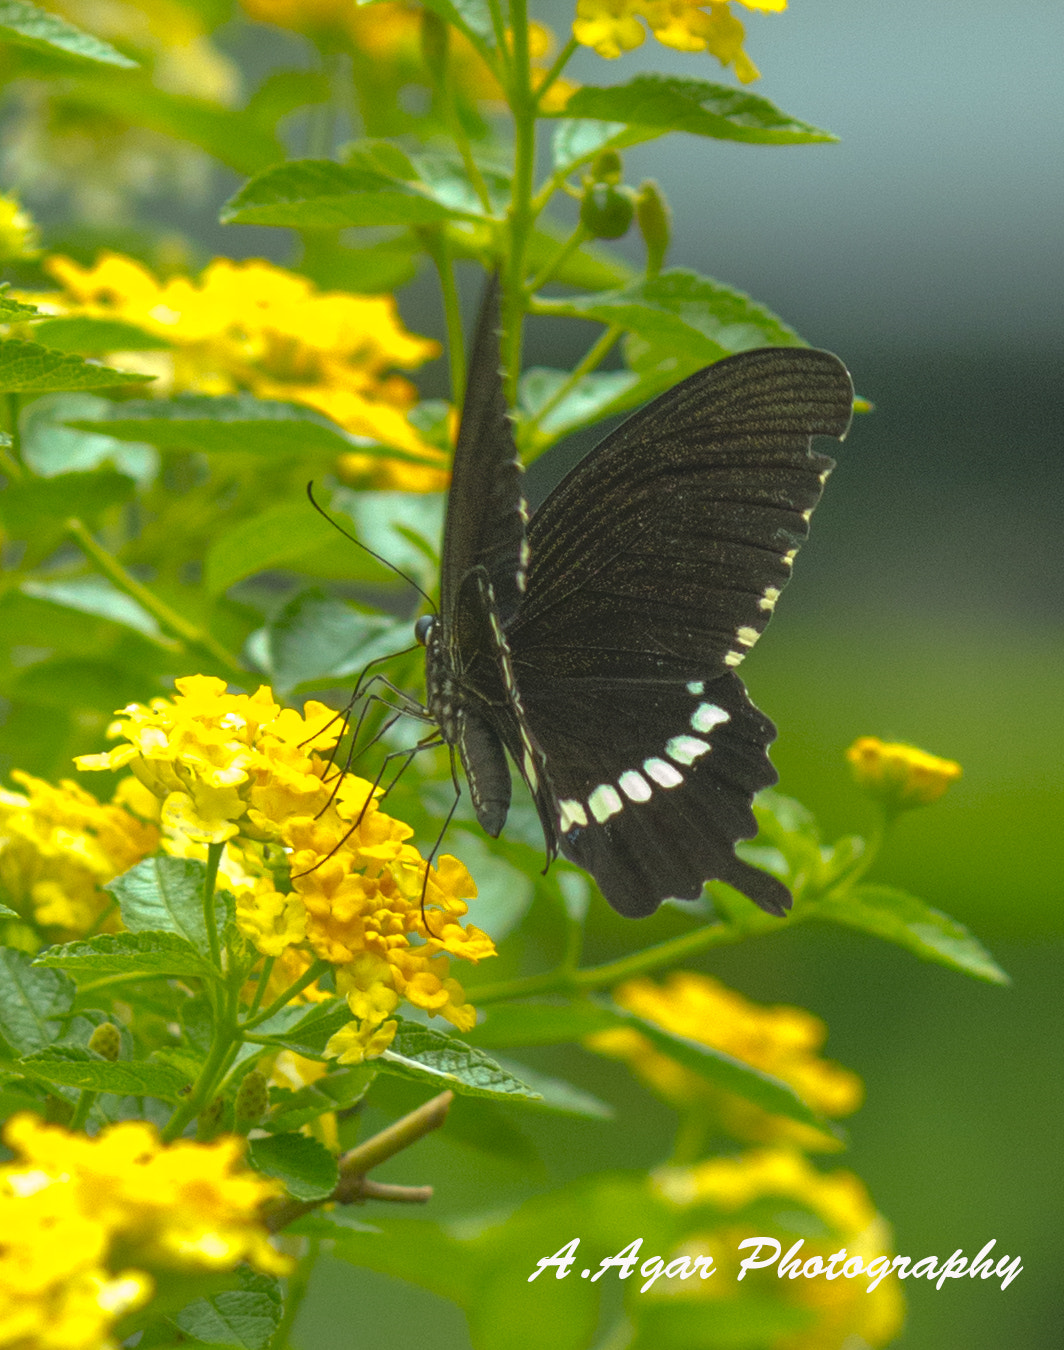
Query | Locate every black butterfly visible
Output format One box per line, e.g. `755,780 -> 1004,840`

416,277 -> 853,918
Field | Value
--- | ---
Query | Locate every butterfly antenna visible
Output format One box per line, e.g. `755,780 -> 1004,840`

305,481 -> 437,613
418,760 -> 464,939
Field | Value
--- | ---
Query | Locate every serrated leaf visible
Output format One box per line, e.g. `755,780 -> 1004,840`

19,1045 -> 191,1099
19,576 -> 171,644
171,1270 -> 283,1350
411,150 -> 509,218
551,118 -> 630,175
381,1023 -> 543,1103
249,1131 -> 339,1201
254,999 -> 353,1058
0,338 -> 154,392
30,315 -> 171,353
267,1066 -> 375,1132
222,159 -> 468,229
0,0 -> 136,67
107,857 -> 219,959
33,931 -> 212,979
813,883 -> 1010,984
251,589 -> 410,698
0,949 -> 75,1054
22,392 -> 156,483
0,469 -> 134,537
557,77 -> 836,145
544,269 -> 802,362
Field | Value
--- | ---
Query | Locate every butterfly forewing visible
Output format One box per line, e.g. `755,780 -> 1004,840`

425,279 -> 853,919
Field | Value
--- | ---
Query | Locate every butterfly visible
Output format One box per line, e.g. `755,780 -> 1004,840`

415,276 -> 853,918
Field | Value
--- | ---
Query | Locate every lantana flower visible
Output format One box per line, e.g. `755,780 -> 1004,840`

652,1147 -> 905,1349
587,972 -> 862,1150
0,1114 -> 286,1350
32,253 -> 446,490
846,737 -> 962,813
573,0 -> 785,82
77,675 -> 494,1062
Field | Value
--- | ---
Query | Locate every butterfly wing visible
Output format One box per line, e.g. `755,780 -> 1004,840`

506,347 -> 854,916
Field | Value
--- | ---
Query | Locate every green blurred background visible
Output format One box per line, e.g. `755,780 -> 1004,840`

4,0 -> 1060,1345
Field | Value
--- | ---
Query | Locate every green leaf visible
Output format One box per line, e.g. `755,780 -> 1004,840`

381,1022 -> 544,1104
19,577 -> 171,645
557,77 -> 836,145
415,0 -> 494,43
253,1000 -> 353,1058
465,1001 -> 618,1049
333,487 -> 444,592
23,393 -> 156,483
170,1270 -> 283,1350
543,269 -> 802,362
203,502 -> 345,596
330,1217 -> 478,1305
19,1045 -> 190,1100
0,948 -> 75,1054
411,149 -> 510,218
267,1066 -> 375,1132
251,589 -> 411,698
107,857 -> 219,959
0,0 -> 136,67
30,315 -> 171,354
0,469 -> 134,537
249,1131 -> 339,1201
0,338 -> 154,392
812,883 -> 1010,984
70,393 -> 365,458
33,931 -> 213,980
222,159 -> 468,229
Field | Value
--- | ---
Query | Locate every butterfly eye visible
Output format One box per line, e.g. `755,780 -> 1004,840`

414,615 -> 435,646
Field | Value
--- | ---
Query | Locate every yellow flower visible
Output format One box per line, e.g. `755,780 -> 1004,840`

846,737 -> 962,812
38,253 -> 443,486
0,1115 -> 287,1350
587,973 -> 862,1150
573,0 -> 783,81
77,674 -> 495,1045
651,1148 -> 905,1350
0,771 -> 159,938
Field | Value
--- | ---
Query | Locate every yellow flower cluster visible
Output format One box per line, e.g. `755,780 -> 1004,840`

0,771 -> 159,939
77,675 -> 494,1062
653,1148 -> 905,1349
573,0 -> 784,82
588,972 -> 862,1149
0,1114 -> 286,1350
38,253 -> 446,490
846,737 -> 962,812
241,0 -> 577,111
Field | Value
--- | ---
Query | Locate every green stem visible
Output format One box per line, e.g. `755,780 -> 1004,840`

521,323 -> 623,456
245,957 -> 276,1020
425,233 -> 467,404
502,0 -> 537,404
472,919 -> 751,1006
203,840 -> 224,971
70,1089 -> 98,1132
240,958 -> 330,1031
269,1236 -> 320,1350
485,0 -> 512,75
65,517 -> 242,673
531,35 -> 578,111
162,989 -> 241,1142
525,222 -> 589,294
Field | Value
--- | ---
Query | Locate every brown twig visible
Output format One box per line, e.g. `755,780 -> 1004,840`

264,1090 -> 453,1232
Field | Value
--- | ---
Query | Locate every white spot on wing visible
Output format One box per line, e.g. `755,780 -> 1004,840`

686,680 -> 705,696
559,799 -> 587,830
618,770 -> 652,802
644,757 -> 683,788
782,549 -> 797,569
691,703 -> 729,734
666,735 -> 711,766
724,651 -> 743,667
736,626 -> 759,648
759,587 -> 780,613
588,783 -> 623,822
